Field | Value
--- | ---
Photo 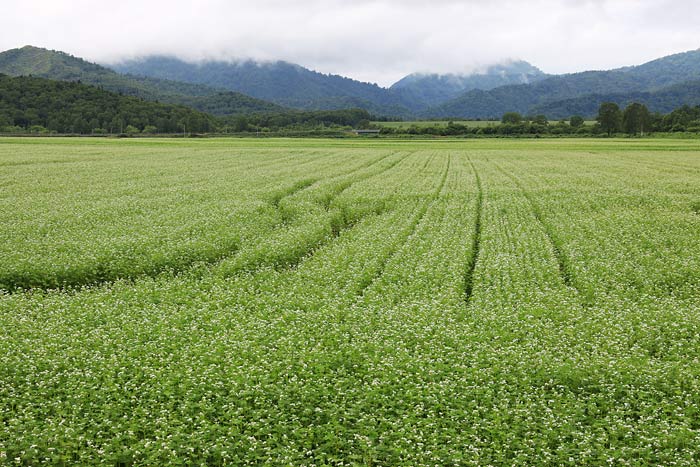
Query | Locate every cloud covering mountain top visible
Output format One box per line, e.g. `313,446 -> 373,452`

2,0 -> 699,86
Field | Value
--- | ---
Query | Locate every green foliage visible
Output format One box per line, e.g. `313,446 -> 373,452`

502,112 -> 523,124
0,46 -> 285,116
424,49 -> 700,119
597,102 -> 623,136
390,61 -> 548,108
0,74 -> 216,133
656,105 -> 700,132
222,108 -> 373,132
27,125 -> 48,134
570,115 -> 585,127
623,102 -> 651,135
113,55 -> 417,116
124,125 -> 140,135
5,45 -> 700,122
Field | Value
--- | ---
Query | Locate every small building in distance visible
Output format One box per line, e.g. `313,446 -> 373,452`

351,129 -> 381,135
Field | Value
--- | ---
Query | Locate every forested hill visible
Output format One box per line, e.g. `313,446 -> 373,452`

111,57 -> 550,115
112,56 -> 418,117
0,74 -> 216,133
0,46 -> 285,116
390,61 -> 548,108
424,49 -> 700,118
5,45 -> 700,120
530,80 -> 700,118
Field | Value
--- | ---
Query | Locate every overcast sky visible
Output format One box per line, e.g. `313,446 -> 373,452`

2,0 -> 699,86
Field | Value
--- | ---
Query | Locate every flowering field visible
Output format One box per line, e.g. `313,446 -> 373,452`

1,137 -> 700,466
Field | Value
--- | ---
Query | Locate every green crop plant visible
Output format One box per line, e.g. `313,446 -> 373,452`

1,137 -> 699,466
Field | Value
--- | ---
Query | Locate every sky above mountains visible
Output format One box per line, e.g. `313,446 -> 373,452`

2,0 -> 699,87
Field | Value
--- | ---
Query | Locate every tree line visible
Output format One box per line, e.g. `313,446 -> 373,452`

2,73 -> 700,136
378,103 -> 700,136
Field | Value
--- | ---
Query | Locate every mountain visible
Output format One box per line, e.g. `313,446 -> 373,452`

5,45 -> 700,120
0,73 -> 216,133
0,46 -> 285,116
111,56 -> 417,117
530,80 -> 700,118
390,61 -> 548,108
425,49 -> 700,118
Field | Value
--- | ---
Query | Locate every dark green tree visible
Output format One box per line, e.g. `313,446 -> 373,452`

532,114 -> 548,125
622,102 -> 651,136
596,102 -> 622,136
569,115 -> 585,128
232,116 -> 249,132
501,112 -> 523,124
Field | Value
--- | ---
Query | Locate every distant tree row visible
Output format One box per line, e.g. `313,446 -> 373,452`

379,103 -> 700,137
3,73 -> 700,137
596,102 -> 651,136
595,101 -> 700,135
219,108 -> 373,133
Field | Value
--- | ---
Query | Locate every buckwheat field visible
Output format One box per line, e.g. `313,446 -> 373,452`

1,137 -> 699,466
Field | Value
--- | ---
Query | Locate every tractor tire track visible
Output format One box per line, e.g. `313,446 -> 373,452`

353,154 -> 450,300
464,156 -> 483,306
491,160 -> 580,296
1,153 -> 406,293
215,152 -> 412,276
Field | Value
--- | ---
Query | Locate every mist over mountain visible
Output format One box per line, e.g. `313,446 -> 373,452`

424,49 -> 700,118
111,56 -> 417,117
390,61 -> 548,108
0,46 -> 285,116
3,45 -> 700,120
111,57 -> 551,116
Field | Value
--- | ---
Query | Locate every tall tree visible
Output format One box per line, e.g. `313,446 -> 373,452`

622,102 -> 651,136
597,102 -> 622,136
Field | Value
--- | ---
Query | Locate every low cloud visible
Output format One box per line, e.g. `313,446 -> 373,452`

2,0 -> 699,86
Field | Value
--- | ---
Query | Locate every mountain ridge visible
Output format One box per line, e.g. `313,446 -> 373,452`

425,48 -> 700,118
111,56 -> 417,117
390,61 -> 548,108
110,56 -> 551,116
3,45 -> 700,119
0,46 -> 285,116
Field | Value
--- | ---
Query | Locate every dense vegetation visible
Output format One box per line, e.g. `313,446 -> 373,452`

530,80 -> 700,118
0,74 -> 377,134
5,46 -> 700,121
113,51 -> 700,120
390,61 -> 547,107
113,56 -> 417,117
0,74 -> 217,133
424,49 -> 700,119
378,103 -> 700,136
115,56 -> 549,114
221,108 -> 373,132
1,138 -> 700,465
2,72 -> 698,137
0,46 -> 284,116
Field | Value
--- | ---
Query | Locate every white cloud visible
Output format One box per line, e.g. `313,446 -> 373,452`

1,0 -> 698,86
